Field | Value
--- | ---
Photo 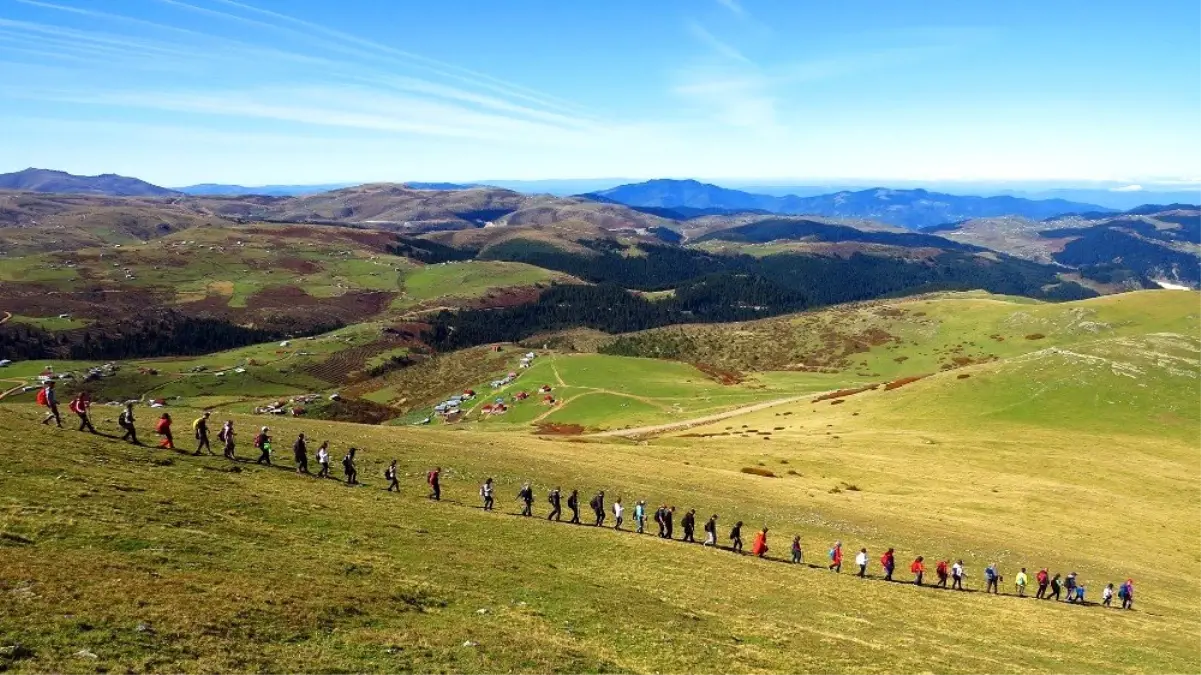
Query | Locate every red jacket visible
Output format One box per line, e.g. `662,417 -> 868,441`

832,546 -> 843,564
156,418 -> 171,434
910,559 -> 924,574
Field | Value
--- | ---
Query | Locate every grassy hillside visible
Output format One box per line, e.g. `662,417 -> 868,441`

1,381 -> 1197,673
393,261 -> 577,312
603,290 -> 1198,378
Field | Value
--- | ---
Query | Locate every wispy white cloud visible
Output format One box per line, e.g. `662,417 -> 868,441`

686,21 -> 752,64
1110,184 -> 1144,192
0,0 -> 617,149
715,0 -> 746,16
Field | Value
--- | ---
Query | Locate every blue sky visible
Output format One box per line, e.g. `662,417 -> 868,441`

0,0 -> 1198,187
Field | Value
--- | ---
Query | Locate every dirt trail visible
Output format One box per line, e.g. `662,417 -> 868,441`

587,392 -> 825,438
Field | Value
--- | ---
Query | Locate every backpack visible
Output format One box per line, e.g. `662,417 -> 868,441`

192,417 -> 205,433
385,467 -> 394,479
155,418 -> 170,434
829,548 -> 836,560
218,426 -> 228,442
937,561 -> 948,575
36,388 -> 48,406
1117,585 -> 1128,599
427,471 -> 436,485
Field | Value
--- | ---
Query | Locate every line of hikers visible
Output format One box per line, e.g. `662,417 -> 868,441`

35,386 -> 1137,611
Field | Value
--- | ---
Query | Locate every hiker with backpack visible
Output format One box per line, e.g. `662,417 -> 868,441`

590,491 -> 605,526
427,467 -> 441,500
952,560 -> 966,590
613,497 -> 624,530
1047,573 -> 1063,601
518,483 -> 534,516
1015,568 -> 1029,597
1064,572 -> 1078,603
547,487 -> 562,520
634,500 -> 646,533
664,506 -> 675,539
751,527 -> 769,558
118,402 -> 138,444
293,433 -> 309,475
254,427 -> 272,465
156,413 -> 174,449
703,514 -> 718,546
829,541 -> 843,573
219,420 -> 235,459
857,549 -> 870,578
480,478 -> 495,511
881,548 -> 896,581
791,536 -> 803,564
192,411 -> 213,455
729,521 -> 744,553
1036,568 -> 1050,599
985,563 -> 1001,594
38,380 -> 62,428
935,559 -> 949,588
316,441 -> 330,478
911,556 -> 925,585
69,391 -> 96,433
385,460 -> 399,491
342,447 -> 358,485
1119,579 -> 1134,609
681,509 -> 696,543
567,489 -> 580,523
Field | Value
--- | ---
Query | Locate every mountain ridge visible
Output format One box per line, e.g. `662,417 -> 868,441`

586,179 -> 1114,229
0,168 -> 179,197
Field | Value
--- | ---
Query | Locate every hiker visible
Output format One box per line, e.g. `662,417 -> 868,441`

634,500 -> 646,533
1036,568 -> 1050,599
385,460 -> 399,491
480,478 -> 495,511
518,483 -> 534,516
703,514 -> 718,547
38,380 -> 62,427
219,420 -> 235,459
567,489 -> 580,523
1048,573 -> 1062,601
156,413 -> 174,449
118,402 -> 139,444
730,521 -> 744,553
985,563 -> 1000,594
664,506 -> 676,539
316,441 -> 330,478
192,411 -> 213,455
791,536 -> 803,564
1073,583 -> 1086,604
69,391 -> 96,433
1102,583 -> 1114,607
590,491 -> 606,526
427,467 -> 441,500
858,549 -> 870,578
1015,568 -> 1029,597
952,560 -> 966,590
751,527 -> 769,558
829,541 -> 843,573
293,433 -> 309,474
342,447 -> 358,485
613,498 -> 624,530
911,556 -> 925,585
547,487 -> 562,521
681,509 -> 696,543
1119,579 -> 1134,610
654,504 -> 666,537
254,426 -> 272,465
881,548 -> 896,581
935,559 -> 949,588
1064,572 -> 1078,603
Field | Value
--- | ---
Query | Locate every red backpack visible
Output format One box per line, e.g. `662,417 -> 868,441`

155,418 -> 170,434
36,388 -> 48,406
937,560 -> 948,575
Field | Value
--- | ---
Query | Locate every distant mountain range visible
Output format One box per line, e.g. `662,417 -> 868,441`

0,168 -> 179,197
176,182 -> 357,196
585,179 -> 1114,230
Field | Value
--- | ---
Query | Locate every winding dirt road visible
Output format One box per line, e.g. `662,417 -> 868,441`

588,392 -> 821,439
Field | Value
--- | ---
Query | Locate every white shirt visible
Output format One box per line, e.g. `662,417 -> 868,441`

614,503 -> 624,518
317,449 -> 329,463
855,551 -> 868,566
952,563 -> 964,577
